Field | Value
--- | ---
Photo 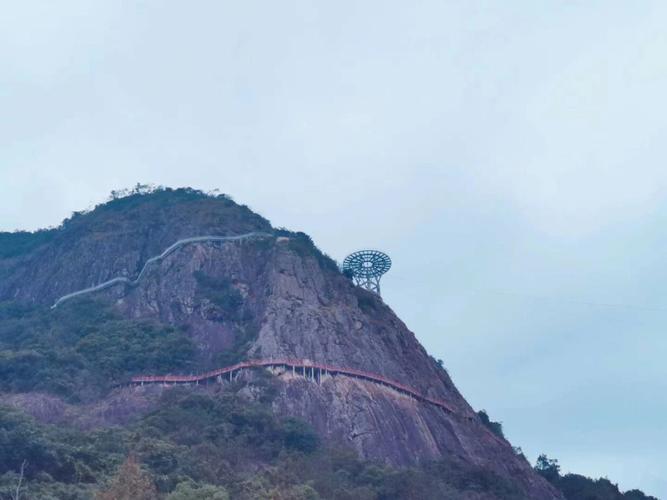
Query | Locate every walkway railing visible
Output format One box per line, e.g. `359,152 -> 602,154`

130,358 -> 456,414
51,232 -> 274,308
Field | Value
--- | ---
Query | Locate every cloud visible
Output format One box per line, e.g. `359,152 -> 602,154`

1,2 -> 665,496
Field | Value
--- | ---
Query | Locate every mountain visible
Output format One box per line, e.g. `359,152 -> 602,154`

0,187 -> 654,500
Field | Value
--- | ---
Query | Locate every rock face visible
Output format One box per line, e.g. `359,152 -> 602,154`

0,389 -> 160,430
0,190 -> 562,499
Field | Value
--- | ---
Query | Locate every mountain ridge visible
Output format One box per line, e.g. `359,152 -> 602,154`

0,187 -> 654,499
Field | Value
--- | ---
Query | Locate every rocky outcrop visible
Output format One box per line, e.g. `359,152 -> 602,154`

0,389 -> 160,429
0,190 -> 271,306
0,190 -> 563,499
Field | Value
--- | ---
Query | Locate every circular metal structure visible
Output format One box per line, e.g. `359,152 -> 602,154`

343,250 -> 391,296
343,250 -> 391,278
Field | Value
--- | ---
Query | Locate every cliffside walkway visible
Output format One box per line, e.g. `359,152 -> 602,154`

130,358 -> 456,414
51,232 -> 274,309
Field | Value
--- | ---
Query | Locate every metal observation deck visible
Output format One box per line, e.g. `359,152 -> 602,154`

342,250 -> 392,296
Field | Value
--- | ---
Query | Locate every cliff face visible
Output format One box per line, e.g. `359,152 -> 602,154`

0,190 -> 562,499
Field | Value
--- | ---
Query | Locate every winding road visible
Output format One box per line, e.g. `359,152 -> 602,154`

51,232 -> 274,309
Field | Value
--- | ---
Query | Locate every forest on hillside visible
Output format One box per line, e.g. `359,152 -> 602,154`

0,297 -> 658,499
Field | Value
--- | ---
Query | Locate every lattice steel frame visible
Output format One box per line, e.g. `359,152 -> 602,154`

342,250 -> 392,296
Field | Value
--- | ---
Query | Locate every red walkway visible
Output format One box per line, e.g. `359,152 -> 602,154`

131,358 -> 456,414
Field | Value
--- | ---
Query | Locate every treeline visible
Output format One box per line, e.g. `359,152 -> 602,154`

472,410 -> 657,500
0,185 -> 252,260
0,380 -> 529,500
534,454 -> 657,500
0,299 -> 195,401
0,229 -> 57,259
0,298 -> 658,499
0,296 -> 524,498
0,393 -> 658,500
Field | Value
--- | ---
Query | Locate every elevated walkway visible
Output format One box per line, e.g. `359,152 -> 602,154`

130,358 -> 456,414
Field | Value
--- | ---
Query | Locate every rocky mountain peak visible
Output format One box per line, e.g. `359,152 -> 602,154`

0,187 -> 563,499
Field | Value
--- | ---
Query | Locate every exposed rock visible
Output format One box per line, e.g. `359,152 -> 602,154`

0,388 -> 160,429
0,190 -> 563,499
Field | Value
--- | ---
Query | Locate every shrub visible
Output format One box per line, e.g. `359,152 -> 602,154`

0,299 -> 195,400
282,418 -> 320,453
166,481 -> 230,500
194,272 -> 244,320
96,456 -> 158,500
275,229 -> 340,273
534,453 -> 658,500
477,410 -> 505,439
0,230 -> 57,258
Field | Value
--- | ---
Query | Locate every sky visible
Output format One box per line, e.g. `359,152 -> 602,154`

1,1 -> 666,496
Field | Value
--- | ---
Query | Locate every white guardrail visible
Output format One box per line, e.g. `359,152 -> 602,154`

51,232 -> 274,309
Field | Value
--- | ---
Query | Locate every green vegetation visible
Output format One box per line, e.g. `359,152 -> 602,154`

0,229 -> 57,259
534,454 -> 658,500
477,410 -> 505,439
0,299 -> 195,401
276,228 -> 340,273
0,185 -> 270,261
193,271 -> 244,321
0,383 -> 528,500
193,271 -> 260,366
96,455 -> 160,500
355,288 -> 381,314
0,405 -> 120,499
0,296 -> 656,499
98,185 -> 236,216
165,481 -> 229,500
0,187 -> 658,499
0,187 -> 203,260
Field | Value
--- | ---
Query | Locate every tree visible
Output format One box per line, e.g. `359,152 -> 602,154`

96,456 -> 158,500
477,410 -> 505,439
535,454 -> 561,482
166,481 -> 230,500
342,268 -> 355,280
11,460 -> 26,500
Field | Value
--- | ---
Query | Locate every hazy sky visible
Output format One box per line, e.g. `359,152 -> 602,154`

1,2 -> 666,496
